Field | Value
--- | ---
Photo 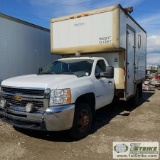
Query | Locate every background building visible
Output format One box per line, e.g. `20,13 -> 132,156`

0,13 -> 59,83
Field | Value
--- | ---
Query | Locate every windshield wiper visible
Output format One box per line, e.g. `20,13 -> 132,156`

38,72 -> 54,75
60,72 -> 77,76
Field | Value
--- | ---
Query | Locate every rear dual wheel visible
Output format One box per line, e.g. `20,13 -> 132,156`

129,88 -> 139,108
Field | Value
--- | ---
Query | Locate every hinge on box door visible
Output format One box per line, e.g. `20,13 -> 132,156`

133,46 -> 136,48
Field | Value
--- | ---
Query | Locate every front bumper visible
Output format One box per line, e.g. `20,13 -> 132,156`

0,104 -> 75,131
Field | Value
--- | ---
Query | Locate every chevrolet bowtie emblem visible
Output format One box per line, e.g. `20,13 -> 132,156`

14,94 -> 22,101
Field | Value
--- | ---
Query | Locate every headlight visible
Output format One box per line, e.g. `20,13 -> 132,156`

49,89 -> 71,106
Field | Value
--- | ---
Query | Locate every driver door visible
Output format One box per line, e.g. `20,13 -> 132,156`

93,59 -> 114,109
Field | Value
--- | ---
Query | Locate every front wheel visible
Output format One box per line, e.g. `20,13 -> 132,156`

68,103 -> 92,140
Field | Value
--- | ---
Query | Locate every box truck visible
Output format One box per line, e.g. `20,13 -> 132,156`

0,4 -> 147,139
0,13 -> 59,83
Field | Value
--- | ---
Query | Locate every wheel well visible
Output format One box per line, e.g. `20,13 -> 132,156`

137,82 -> 142,98
75,93 -> 95,115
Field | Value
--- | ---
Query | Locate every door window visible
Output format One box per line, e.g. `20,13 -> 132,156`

95,60 -> 106,73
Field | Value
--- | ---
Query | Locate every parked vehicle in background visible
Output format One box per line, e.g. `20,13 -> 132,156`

0,4 -> 147,139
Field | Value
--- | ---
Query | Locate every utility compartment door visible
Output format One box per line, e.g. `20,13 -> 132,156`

126,26 -> 135,97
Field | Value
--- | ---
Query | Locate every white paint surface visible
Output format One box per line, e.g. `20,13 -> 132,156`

52,12 -> 112,48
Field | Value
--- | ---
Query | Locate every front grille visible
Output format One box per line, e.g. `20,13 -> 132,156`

5,95 -> 43,108
1,87 -> 47,109
2,87 -> 44,97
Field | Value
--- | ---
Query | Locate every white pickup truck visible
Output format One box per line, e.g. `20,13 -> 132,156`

0,4 -> 147,139
0,56 -> 114,139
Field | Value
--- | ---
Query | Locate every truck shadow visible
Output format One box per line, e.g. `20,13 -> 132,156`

90,90 -> 155,134
14,91 -> 154,142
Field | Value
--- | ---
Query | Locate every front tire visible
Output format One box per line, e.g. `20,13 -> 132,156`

69,103 -> 92,140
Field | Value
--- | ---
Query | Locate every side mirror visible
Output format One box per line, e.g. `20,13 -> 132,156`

95,66 -> 114,79
38,67 -> 42,74
100,66 -> 114,78
95,72 -> 100,78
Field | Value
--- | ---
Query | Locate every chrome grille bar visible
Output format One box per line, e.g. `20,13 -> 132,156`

2,87 -> 45,97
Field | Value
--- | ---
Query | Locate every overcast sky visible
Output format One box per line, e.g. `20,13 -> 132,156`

0,0 -> 160,65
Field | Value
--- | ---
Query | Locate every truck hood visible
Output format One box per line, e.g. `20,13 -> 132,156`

1,74 -> 78,89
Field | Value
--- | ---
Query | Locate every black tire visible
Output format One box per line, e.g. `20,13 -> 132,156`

130,88 -> 139,108
68,103 -> 92,140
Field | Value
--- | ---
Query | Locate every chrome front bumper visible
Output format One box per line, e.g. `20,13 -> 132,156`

0,104 -> 75,131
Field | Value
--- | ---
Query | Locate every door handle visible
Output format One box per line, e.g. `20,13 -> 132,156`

108,80 -> 112,84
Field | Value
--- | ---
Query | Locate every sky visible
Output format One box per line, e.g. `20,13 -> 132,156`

0,0 -> 160,65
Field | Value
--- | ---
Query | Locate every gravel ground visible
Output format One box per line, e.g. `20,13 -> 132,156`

0,90 -> 160,160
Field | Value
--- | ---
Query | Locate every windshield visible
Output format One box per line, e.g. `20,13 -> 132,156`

40,59 -> 93,77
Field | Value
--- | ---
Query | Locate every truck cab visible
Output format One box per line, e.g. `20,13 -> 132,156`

0,57 -> 114,139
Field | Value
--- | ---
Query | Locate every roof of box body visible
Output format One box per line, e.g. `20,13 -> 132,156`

51,4 -> 119,22
0,13 -> 49,32
51,4 -> 146,33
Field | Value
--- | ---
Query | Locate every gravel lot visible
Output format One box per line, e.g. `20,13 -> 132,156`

0,90 -> 160,160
